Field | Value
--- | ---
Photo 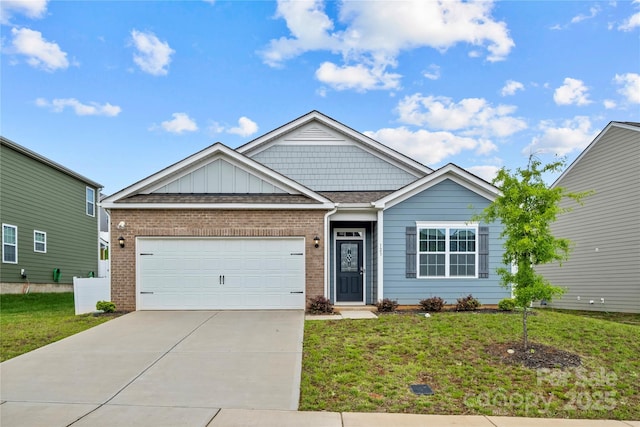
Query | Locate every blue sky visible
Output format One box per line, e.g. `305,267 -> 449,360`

2,0 -> 639,195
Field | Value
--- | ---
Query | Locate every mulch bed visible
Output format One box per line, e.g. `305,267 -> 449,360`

487,342 -> 582,369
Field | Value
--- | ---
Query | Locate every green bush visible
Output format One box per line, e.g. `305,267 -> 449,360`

307,295 -> 333,314
498,298 -> 516,311
376,298 -> 399,313
96,300 -> 116,313
419,296 -> 445,312
455,294 -> 481,311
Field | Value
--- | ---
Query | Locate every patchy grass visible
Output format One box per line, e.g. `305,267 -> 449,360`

300,310 -> 639,419
0,293 -> 121,362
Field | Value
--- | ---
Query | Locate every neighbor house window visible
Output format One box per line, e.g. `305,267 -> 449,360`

34,230 -> 47,253
417,223 -> 477,278
3,224 -> 18,264
86,187 -> 95,217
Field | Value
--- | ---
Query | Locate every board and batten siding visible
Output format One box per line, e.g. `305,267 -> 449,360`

251,145 -> 418,191
0,143 -> 99,285
382,179 -> 508,305
151,158 -> 287,194
536,125 -> 640,313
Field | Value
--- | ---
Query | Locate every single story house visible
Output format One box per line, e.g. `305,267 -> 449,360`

536,121 -> 639,313
101,111 -> 509,311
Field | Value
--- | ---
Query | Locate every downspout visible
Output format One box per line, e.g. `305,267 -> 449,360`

323,205 -> 338,299
376,207 -> 384,302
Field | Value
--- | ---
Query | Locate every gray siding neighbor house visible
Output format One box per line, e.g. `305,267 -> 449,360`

536,122 -> 640,313
102,111 -> 510,311
0,137 -> 102,292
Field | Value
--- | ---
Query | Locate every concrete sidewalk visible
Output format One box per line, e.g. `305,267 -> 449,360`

206,410 -> 638,427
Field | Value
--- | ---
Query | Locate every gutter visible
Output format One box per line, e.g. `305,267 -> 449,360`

323,204 -> 339,299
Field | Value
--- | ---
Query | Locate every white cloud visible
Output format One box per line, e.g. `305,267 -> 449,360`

467,165 -> 501,182
571,6 -> 600,24
35,98 -> 121,116
130,29 -> 174,76
524,116 -> 598,156
227,116 -> 259,137
553,78 -> 592,106
619,1 -> 640,31
209,116 -> 259,137
422,64 -> 441,81
603,99 -> 617,109
261,0 -> 514,91
0,0 -> 48,24
10,27 -> 68,71
365,127 -> 492,165
396,93 -> 527,138
500,80 -> 524,96
614,72 -> 640,103
159,113 -> 198,134
315,61 -> 401,91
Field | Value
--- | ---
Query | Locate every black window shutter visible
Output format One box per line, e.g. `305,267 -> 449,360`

478,226 -> 489,278
406,226 -> 417,278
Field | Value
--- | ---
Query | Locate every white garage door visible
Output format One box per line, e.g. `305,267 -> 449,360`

137,237 -> 305,310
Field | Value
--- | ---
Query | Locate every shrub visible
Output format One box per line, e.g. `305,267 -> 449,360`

376,298 -> 399,313
455,294 -> 481,311
419,296 -> 445,312
498,298 -> 516,311
307,295 -> 333,314
96,300 -> 116,313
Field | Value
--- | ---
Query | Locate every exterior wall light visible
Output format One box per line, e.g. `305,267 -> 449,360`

314,236 -> 320,248
118,236 -> 125,248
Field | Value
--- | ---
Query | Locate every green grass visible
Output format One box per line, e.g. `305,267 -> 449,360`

300,310 -> 640,419
0,293 -> 121,362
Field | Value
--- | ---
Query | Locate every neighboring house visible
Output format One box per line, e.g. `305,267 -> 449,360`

0,137 -> 103,292
101,111 -> 508,311
98,194 -> 110,278
536,122 -> 640,313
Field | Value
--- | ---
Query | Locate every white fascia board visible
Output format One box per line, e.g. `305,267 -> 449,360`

102,142 -> 331,205
100,202 -> 335,210
374,164 -> 500,209
237,111 -> 432,177
550,121 -> 640,189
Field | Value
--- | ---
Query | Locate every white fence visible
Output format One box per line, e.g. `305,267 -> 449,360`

73,277 -> 110,315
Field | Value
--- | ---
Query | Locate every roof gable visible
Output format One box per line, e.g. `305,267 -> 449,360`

237,111 -> 432,179
551,121 -> 640,188
374,163 -> 500,209
102,142 -> 332,208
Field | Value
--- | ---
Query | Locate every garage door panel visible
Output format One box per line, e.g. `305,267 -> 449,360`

137,238 -> 305,310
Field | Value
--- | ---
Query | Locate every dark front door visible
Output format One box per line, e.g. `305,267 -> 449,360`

336,240 -> 363,302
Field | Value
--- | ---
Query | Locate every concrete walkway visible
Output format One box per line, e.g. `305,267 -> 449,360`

0,311 -> 304,427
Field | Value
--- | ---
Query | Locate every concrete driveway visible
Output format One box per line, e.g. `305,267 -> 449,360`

0,310 -> 304,427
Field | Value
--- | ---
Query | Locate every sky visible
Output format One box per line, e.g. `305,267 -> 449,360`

1,0 -> 639,195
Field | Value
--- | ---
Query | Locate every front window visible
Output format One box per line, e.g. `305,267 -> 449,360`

34,230 -> 47,253
3,224 -> 18,264
418,223 -> 477,278
86,187 -> 95,217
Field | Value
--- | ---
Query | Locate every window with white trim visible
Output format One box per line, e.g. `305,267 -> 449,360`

34,230 -> 47,253
3,224 -> 18,264
86,187 -> 95,217
417,223 -> 478,278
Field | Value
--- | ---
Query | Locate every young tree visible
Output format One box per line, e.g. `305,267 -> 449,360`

473,157 -> 591,349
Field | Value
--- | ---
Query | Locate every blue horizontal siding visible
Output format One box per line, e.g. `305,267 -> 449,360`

383,179 -> 509,305
251,145 -> 417,191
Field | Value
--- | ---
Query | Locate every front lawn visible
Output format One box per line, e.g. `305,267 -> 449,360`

300,309 -> 640,419
0,293 -> 121,362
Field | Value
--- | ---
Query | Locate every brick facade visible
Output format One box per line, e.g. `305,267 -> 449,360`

110,209 -> 327,311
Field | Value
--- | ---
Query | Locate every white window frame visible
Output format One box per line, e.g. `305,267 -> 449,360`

416,222 -> 478,279
34,230 -> 47,253
3,224 -> 18,264
86,187 -> 95,217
